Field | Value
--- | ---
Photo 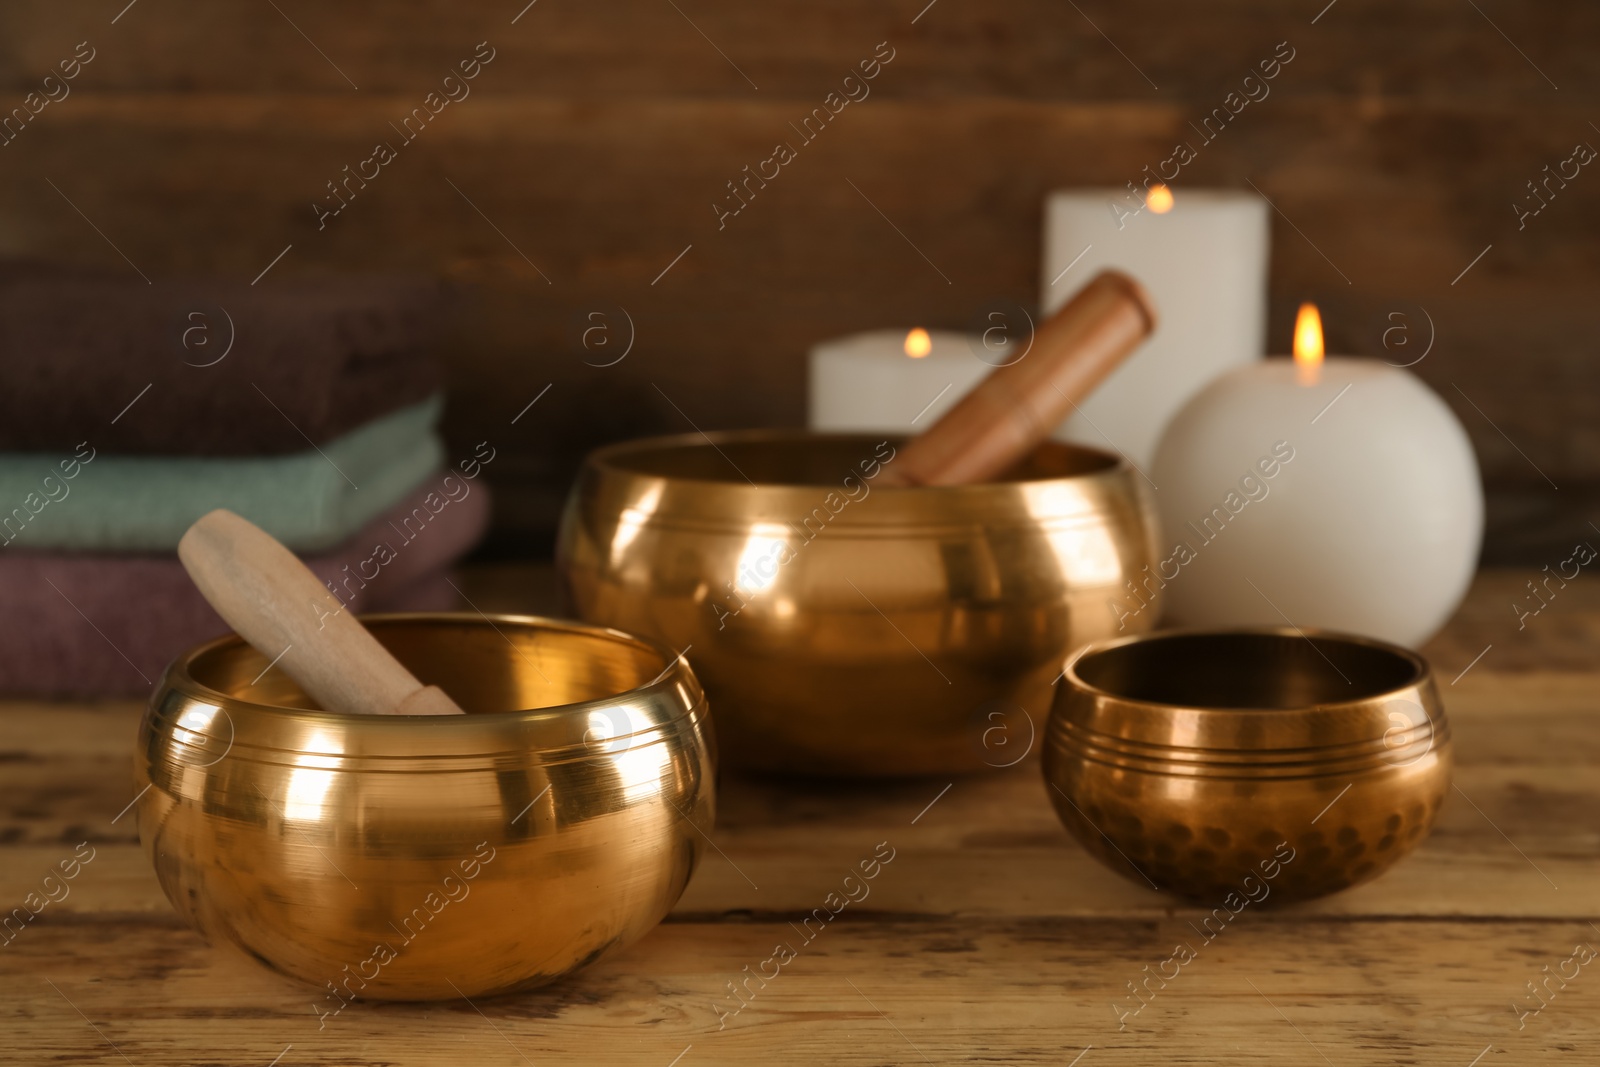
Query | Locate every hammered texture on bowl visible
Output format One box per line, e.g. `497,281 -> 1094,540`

1044,628 -> 1452,902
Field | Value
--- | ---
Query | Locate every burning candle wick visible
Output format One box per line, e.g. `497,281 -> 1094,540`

1293,302 -> 1324,386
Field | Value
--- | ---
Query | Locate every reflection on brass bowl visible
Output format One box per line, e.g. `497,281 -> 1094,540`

556,430 -> 1159,777
1044,628 -> 1451,902
135,614 -> 715,1001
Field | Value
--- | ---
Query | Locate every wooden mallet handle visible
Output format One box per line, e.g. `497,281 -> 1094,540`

178,509 -> 466,716
879,270 -> 1157,487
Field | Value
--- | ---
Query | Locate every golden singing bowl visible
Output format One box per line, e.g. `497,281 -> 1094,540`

134,614 -> 715,1002
1044,628 -> 1451,902
556,430 -> 1159,777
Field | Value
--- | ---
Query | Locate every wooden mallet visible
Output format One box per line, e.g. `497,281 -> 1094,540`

178,509 -> 466,715
876,269 -> 1157,488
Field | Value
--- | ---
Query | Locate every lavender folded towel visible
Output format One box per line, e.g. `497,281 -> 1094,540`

0,263 -> 443,455
0,471 -> 489,698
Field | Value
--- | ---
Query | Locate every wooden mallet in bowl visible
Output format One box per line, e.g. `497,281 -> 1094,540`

178,509 -> 467,716
876,269 -> 1157,488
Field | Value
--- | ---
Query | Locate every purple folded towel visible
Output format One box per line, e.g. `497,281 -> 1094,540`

0,472 -> 489,698
0,263 -> 443,455
380,571 -> 463,615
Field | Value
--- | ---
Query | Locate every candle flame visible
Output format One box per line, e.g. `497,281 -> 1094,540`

904,328 -> 932,358
1147,184 -> 1174,213
1293,302 -> 1324,384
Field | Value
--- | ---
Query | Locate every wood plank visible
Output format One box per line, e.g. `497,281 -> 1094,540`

0,915 -> 1589,1064
1422,570 -> 1600,674
2,0 -> 1596,101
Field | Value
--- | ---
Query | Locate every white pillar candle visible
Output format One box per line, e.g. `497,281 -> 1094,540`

1041,187 -> 1269,466
1147,305 -> 1483,648
808,328 -> 1007,432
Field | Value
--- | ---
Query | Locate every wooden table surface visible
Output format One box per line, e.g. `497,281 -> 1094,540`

3,567 -> 1596,1065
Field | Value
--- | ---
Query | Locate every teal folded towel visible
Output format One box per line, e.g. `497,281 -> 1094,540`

0,396 -> 444,553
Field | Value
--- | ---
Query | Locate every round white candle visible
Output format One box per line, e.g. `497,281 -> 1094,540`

1147,309 -> 1482,648
808,328 -> 1009,432
1041,188 -> 1268,466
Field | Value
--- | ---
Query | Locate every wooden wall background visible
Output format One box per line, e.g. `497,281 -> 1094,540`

1,0 -> 1594,561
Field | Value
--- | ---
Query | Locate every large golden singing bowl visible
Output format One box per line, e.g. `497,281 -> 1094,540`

134,614 -> 715,1002
557,430 -> 1159,777
1044,628 -> 1451,902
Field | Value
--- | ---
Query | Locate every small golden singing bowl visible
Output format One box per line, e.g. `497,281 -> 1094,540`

1043,628 -> 1451,902
135,614 -> 715,1002
557,430 -> 1159,777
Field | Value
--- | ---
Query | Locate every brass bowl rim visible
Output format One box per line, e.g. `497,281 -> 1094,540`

1060,624 -> 1432,715
584,427 -> 1131,493
164,611 -> 696,725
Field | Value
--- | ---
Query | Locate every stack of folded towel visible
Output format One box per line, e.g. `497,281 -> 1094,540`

0,266 -> 490,697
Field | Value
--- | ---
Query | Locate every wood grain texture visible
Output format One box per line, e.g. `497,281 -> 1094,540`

0,1 -> 1592,557
1,567 -> 1596,1063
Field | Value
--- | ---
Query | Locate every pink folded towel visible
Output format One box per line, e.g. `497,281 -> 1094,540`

0,472 -> 489,698
379,571 -> 463,615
